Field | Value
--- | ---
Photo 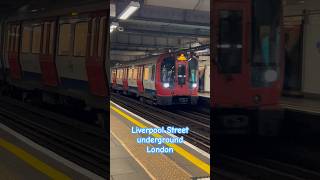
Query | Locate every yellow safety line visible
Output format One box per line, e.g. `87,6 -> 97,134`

0,138 -> 71,180
111,105 -> 210,175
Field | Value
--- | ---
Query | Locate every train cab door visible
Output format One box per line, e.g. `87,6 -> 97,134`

86,13 -> 108,97
175,54 -> 189,96
39,20 -> 59,86
7,23 -> 22,80
212,1 -> 250,106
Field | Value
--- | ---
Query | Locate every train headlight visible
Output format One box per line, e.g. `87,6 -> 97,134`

192,83 -> 197,88
163,83 -> 170,88
264,70 -> 278,82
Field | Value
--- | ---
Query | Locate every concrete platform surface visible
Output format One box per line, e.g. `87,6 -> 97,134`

0,123 -> 104,180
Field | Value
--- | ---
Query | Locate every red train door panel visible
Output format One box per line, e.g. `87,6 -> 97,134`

7,24 -> 22,80
212,2 -> 250,107
137,66 -> 144,93
86,14 -> 108,97
174,59 -> 189,96
123,68 -> 129,91
39,20 -> 59,86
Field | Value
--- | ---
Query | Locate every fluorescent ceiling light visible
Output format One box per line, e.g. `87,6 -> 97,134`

118,1 -> 140,20
110,22 -> 119,33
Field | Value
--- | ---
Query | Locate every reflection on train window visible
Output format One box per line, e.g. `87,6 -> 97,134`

128,68 -> 132,80
58,23 -> 71,55
251,0 -> 281,88
178,64 -> 186,85
98,17 -> 106,57
74,22 -> 88,57
42,23 -> 48,54
90,18 -> 97,56
32,26 -> 41,54
49,22 -> 55,54
161,57 -> 175,85
217,10 -> 243,74
151,65 -> 155,81
144,67 -> 149,81
133,68 -> 138,80
188,57 -> 198,84
21,26 -> 31,53
15,26 -> 20,52
252,0 -> 281,65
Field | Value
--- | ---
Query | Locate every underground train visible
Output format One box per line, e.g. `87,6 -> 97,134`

111,53 -> 199,105
0,1 -> 109,120
212,0 -> 284,135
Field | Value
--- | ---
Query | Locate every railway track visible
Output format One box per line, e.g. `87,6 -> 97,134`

214,154 -> 320,180
111,93 -> 210,152
0,97 -> 108,178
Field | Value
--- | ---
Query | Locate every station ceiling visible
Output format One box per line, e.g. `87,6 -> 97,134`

110,0 -> 210,62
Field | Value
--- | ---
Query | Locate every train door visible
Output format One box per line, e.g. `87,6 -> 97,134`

283,18 -> 303,95
175,54 -> 189,95
86,13 -> 108,97
123,67 -> 128,91
39,20 -> 59,86
7,23 -> 22,79
137,66 -> 144,93
212,1 -> 250,106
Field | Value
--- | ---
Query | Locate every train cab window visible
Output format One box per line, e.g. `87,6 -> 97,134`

42,23 -> 48,54
14,26 -> 20,52
90,18 -> 97,56
151,65 -> 155,81
58,23 -> 71,55
251,0 -> 281,87
133,68 -> 138,80
188,57 -> 198,86
144,67 -> 149,81
32,26 -> 41,54
98,17 -> 106,57
217,10 -> 243,74
161,57 -> 175,86
128,68 -> 133,80
21,26 -> 31,53
74,22 -> 88,56
178,64 -> 186,85
49,22 -> 55,54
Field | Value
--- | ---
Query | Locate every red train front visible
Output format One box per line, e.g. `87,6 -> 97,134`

111,53 -> 199,106
212,0 -> 284,135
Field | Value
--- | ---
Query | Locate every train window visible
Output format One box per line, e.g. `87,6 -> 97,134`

32,26 -> 41,54
178,64 -> 186,85
188,57 -> 198,85
133,68 -> 138,80
14,25 -> 20,52
74,22 -> 88,57
21,26 -> 31,53
58,23 -> 71,55
217,10 -> 243,74
90,18 -> 97,56
144,67 -> 149,81
160,57 -> 175,85
9,27 -> 14,52
98,17 -> 106,57
251,0 -> 281,87
49,22 -> 55,54
6,28 -> 10,52
42,23 -> 48,54
151,65 -> 155,81
128,68 -> 132,80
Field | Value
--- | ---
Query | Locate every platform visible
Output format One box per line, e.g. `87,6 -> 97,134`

0,123 -> 104,180
199,92 -> 210,99
281,96 -> 320,114
110,101 -> 210,179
